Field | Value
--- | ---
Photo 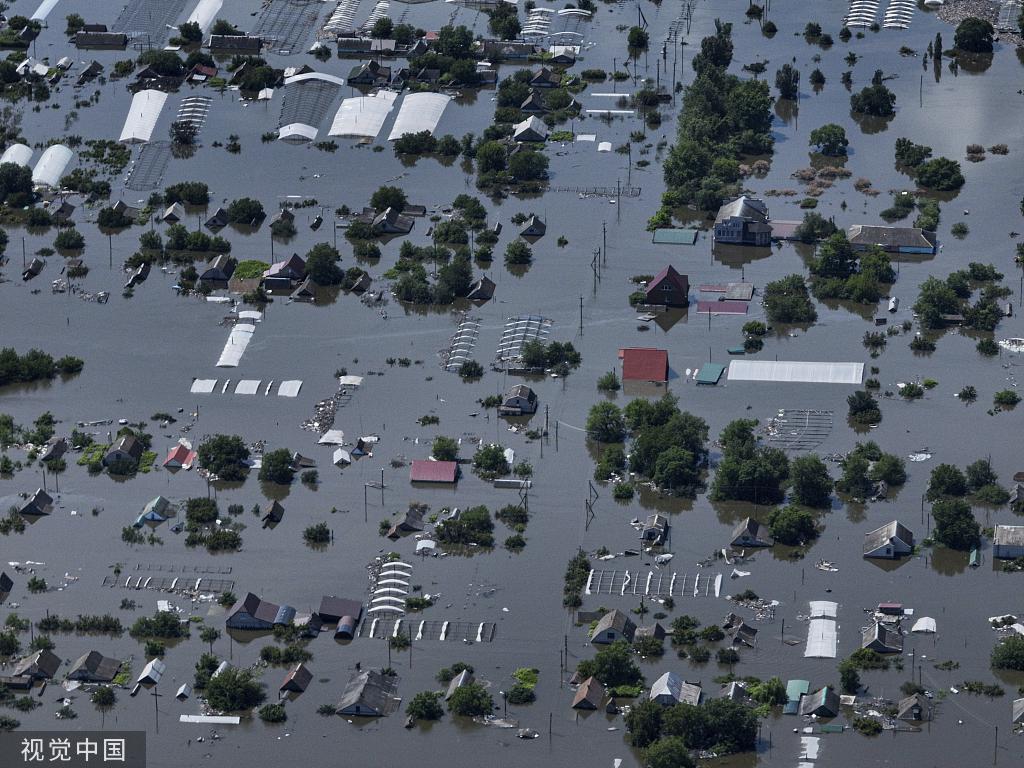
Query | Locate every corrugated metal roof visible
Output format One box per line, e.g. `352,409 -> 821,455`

696,300 -> 748,315
409,460 -> 458,483
804,618 -> 837,658
652,228 -> 698,245
621,348 -> 668,382
727,360 -> 864,384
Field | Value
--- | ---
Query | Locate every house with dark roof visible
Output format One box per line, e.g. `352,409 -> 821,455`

372,207 -> 414,235
13,649 -> 61,680
719,681 -> 753,705
861,622 -> 903,654
621,348 -> 669,383
290,277 -> 318,303
572,676 -> 604,710
530,67 -> 561,88
207,35 -> 263,54
38,437 -> 67,462
519,215 -> 546,238
387,506 -> 426,538
634,623 -> 667,642
466,275 -> 496,302
74,31 -> 128,50
205,207 -> 229,230
263,254 -> 307,289
897,693 -> 931,722
317,596 -> 363,625
22,258 -> 44,280
713,196 -> 772,247
103,434 -> 142,467
199,255 -> 236,284
644,265 -> 689,308
162,202 -> 186,224
520,91 -> 548,115
409,460 -> 458,484
590,609 -> 636,644
280,663 -> 313,695
641,514 -> 668,544
261,500 -> 285,526
226,593 -> 295,631
723,613 -> 758,647
798,686 -> 840,717
348,61 -> 391,86
847,224 -> 937,255
499,384 -> 538,416
0,571 -> 12,594
336,669 -> 399,716
731,518 -> 774,548
67,651 -> 122,683
863,520 -> 914,559
20,488 -> 53,517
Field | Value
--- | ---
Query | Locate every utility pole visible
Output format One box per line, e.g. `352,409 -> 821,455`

579,296 -> 583,336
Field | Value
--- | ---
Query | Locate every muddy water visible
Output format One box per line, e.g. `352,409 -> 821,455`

2,0 -> 1024,766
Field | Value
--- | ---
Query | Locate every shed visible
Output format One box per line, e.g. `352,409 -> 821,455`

280,663 -> 313,695
137,658 -> 165,685
644,265 -> 689,308
519,215 -> 546,238
799,686 -> 840,718
993,525 -> 1024,559
652,228 -> 698,245
499,384 -> 538,415
336,669 -> 399,717
863,520 -> 914,559
176,683 -> 192,700
13,649 -> 61,679
67,651 -> 122,683
317,596 -> 363,624
861,622 -> 903,654
409,460 -> 458,484
572,676 -> 604,710
731,518 -> 773,548
590,609 -> 636,644
445,669 -> 475,700
898,693 -> 931,722
621,348 -> 668,382
466,276 -> 496,302
20,488 -> 53,516
261,500 -> 285,525
513,116 -> 548,143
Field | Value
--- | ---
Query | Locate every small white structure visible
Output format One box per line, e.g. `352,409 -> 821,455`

0,143 -> 33,167
387,93 -> 451,141
119,90 -> 169,144
911,617 -> 936,634
32,145 -> 74,190
993,525 -> 1024,559
137,658 -> 166,685
333,448 -> 352,466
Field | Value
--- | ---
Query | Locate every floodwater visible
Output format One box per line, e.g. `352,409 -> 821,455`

2,0 -> 1024,766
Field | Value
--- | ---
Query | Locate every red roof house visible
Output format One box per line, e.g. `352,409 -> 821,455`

621,348 -> 669,383
163,444 -> 196,469
409,460 -> 458,484
644,265 -> 689,308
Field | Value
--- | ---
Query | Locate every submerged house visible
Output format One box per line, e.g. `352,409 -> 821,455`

67,651 -> 122,683
200,255 -> 236,284
519,215 -> 546,239
372,207 -> 414,235
621,348 -> 669,383
590,609 -> 636,644
731,518 -> 773,548
226,593 -> 296,631
898,693 -> 931,722
13,649 -> 61,680
445,668 -> 475,701
529,66 -> 561,88
347,60 -> 390,86
572,676 -> 604,710
643,265 -> 689,308
713,196 -> 771,247
336,669 -> 399,717
163,443 -> 196,469
862,520 -> 914,559
513,116 -> 548,143
280,663 -> 313,695
208,35 -> 263,54
290,277 -> 318,303
387,506 -> 425,538
650,672 -> 701,706
861,622 -> 904,654
466,276 -> 496,302
261,500 -> 285,526
137,658 -> 165,685
798,686 -> 840,718
20,488 -> 53,517
499,384 -> 538,416
641,514 -> 668,544
993,525 -> 1024,559
409,460 -> 458,484
104,434 -> 142,467
262,254 -> 306,289
847,224 -> 937,255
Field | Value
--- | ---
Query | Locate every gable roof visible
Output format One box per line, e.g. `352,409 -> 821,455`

337,669 -> 398,715
645,265 -> 688,298
863,520 -> 914,555
621,348 -> 668,382
715,196 -> 768,224
281,663 -> 313,692
409,460 -> 458,483
847,224 -> 936,250
731,517 -> 773,546
572,676 -> 604,709
861,622 -> 903,653
591,609 -> 636,640
21,488 -> 53,516
897,693 -> 930,721
799,686 -> 839,717
67,651 -> 122,682
14,649 -> 61,679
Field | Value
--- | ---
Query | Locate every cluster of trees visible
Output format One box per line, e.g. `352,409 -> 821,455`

850,70 -> 896,117
304,243 -> 343,285
809,123 -> 848,156
928,459 -> 1008,505
196,434 -> 250,481
0,162 -> 34,206
913,264 -> 1007,331
391,252 -> 473,305
0,348 -> 83,386
259,449 -> 295,485
407,25 -> 480,85
164,181 -> 209,206
494,69 -> 577,125
435,505 -> 494,547
660,21 -> 773,212
767,506 -> 818,546
808,232 -> 895,304
953,17 -> 994,54
476,138 -> 549,189
624,697 -> 757,757
165,224 -> 230,254
763,274 -> 817,323
711,419 -> 790,505
792,211 -> 838,243
486,3 -> 520,40
518,339 -> 581,374
835,441 -> 906,497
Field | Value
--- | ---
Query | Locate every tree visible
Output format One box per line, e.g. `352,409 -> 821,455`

624,700 -> 663,748
432,436 -> 459,461
954,17 -> 994,53
627,27 -> 650,51
91,685 -> 116,709
487,3 -> 521,40
790,455 -> 833,508
138,50 -> 185,77
504,240 -> 532,265
850,83 -> 896,117
931,498 -> 980,550
196,435 -> 249,481
811,231 -> 858,280
927,463 -> 968,500
809,123 -> 848,156
586,402 -> 626,443
914,276 -> 961,329
211,19 -> 242,36
407,691 -> 444,720
992,636 -> 1024,671
508,150 -> 548,181
767,506 -> 817,545
475,141 -> 506,174
836,453 -> 873,498
259,448 -> 295,485
711,419 -> 790,504
371,17 -> 393,39
661,699 -> 757,754
54,229 -> 85,250
965,459 -> 998,491
435,25 -> 474,58
227,198 -> 265,224
204,667 -> 266,711
305,242 -> 343,285
748,677 -> 787,705
915,157 -> 964,191
793,211 -> 837,243
370,186 -> 407,212
178,21 -> 202,43
576,640 -> 643,687
838,659 -> 860,693
894,138 -> 931,167
692,19 -> 734,72
775,64 -> 800,99
847,390 -> 881,424
65,13 -> 85,35
447,681 -> 493,716
763,275 -> 817,323
200,626 -> 220,654
0,162 -> 33,205
653,446 -> 699,491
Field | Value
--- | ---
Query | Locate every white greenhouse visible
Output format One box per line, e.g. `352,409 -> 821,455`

387,93 -> 451,141
119,90 -> 169,144
32,145 -> 74,190
0,143 -> 33,167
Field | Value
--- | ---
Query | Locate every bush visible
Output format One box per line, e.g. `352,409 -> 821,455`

992,635 -> 1024,670
768,506 -> 817,546
258,703 -> 287,722
994,390 -> 1021,407
506,684 -> 535,704
406,691 -> 444,720
447,682 -> 493,716
197,435 -> 249,480
258,448 -> 295,484
205,668 -> 265,712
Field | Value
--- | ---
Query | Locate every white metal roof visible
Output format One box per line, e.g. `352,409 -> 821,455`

911,617 -> 936,633
727,360 -> 864,385
328,90 -> 399,139
277,380 -> 302,397
31,0 -> 60,21
284,71 -> 348,87
278,123 -> 318,143
190,379 -> 218,394
387,93 -> 451,141
338,375 -> 363,387
0,143 -> 32,167
185,0 -> 222,33
119,89 -> 169,144
216,323 -> 255,367
237,310 -> 263,321
318,430 -> 345,445
804,618 -> 837,658
234,379 -> 261,395
179,715 -> 240,724
808,600 -> 838,618
333,448 -> 351,465
32,145 -> 73,189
